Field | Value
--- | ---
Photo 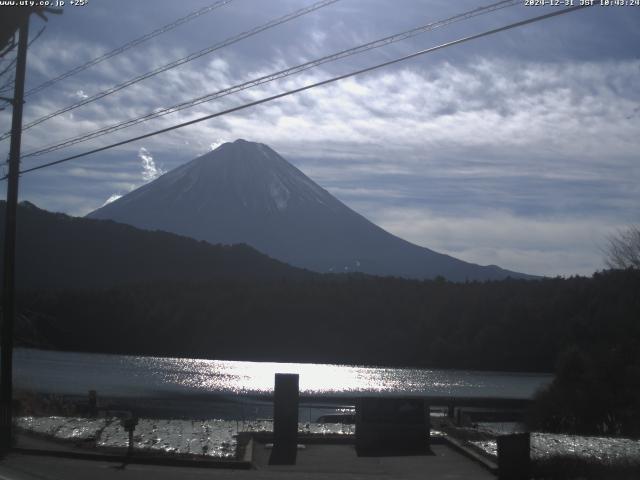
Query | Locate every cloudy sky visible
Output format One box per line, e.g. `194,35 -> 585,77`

0,0 -> 638,277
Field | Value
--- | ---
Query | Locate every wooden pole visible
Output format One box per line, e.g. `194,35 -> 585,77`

1,14 -> 29,451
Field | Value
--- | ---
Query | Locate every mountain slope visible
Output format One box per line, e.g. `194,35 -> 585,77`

88,139 -> 531,281
0,201 -> 310,290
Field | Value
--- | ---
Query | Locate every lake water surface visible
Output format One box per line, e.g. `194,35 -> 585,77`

15,348 -> 552,400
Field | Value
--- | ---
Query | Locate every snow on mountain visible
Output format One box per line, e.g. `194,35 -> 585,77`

87,139 -> 531,281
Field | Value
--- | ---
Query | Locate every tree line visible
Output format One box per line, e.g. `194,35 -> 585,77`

16,269 -> 640,375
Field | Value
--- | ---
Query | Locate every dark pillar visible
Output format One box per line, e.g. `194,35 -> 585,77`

269,373 -> 299,465
497,432 -> 530,480
121,417 -> 138,457
128,429 -> 134,456
88,390 -> 97,417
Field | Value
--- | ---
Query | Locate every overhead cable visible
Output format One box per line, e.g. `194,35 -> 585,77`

9,4 -> 593,179
1,0 -> 340,141
23,0 -> 236,98
22,0 -> 520,158
0,26 -> 47,97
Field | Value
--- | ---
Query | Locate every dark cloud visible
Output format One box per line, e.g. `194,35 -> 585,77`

1,0 -> 638,275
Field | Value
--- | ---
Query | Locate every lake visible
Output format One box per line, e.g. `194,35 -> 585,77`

15,348 -> 552,401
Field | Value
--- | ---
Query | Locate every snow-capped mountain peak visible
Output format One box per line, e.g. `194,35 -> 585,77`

88,139 -> 530,281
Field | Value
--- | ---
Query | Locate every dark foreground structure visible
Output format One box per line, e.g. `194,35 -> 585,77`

3,433 -> 497,480
5,374 -> 535,479
355,398 -> 430,456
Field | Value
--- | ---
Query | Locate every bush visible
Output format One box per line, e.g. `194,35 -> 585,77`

528,346 -> 640,437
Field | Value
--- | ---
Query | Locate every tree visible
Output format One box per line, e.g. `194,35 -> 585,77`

604,225 -> 640,270
528,344 -> 640,436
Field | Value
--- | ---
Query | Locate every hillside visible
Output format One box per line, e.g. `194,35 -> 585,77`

0,201 -> 311,290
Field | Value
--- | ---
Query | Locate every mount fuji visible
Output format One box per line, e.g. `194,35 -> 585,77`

88,139 -> 531,281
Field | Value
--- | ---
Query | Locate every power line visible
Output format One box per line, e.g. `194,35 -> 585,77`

0,26 -> 46,97
1,0 -> 340,141
0,72 -> 16,95
0,37 -> 16,59
22,0 -> 236,98
8,4 -> 593,180
0,25 -> 47,90
0,58 -> 17,85
22,0 -> 521,159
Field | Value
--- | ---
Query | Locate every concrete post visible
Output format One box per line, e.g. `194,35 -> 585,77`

269,373 -> 299,465
128,429 -> 134,456
497,432 -> 530,480
88,390 -> 97,417
121,417 -> 138,458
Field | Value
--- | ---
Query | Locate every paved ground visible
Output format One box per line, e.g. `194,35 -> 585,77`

253,442 -> 496,479
0,442 -> 495,480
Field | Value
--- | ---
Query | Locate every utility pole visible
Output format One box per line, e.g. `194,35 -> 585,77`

1,14 -> 29,451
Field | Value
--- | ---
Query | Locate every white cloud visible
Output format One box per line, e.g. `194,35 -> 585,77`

138,147 -> 165,182
91,146 -> 164,210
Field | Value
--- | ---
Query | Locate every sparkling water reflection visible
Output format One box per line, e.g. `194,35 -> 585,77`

15,348 -> 551,399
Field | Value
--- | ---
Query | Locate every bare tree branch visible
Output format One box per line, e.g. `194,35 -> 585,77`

604,225 -> 640,270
